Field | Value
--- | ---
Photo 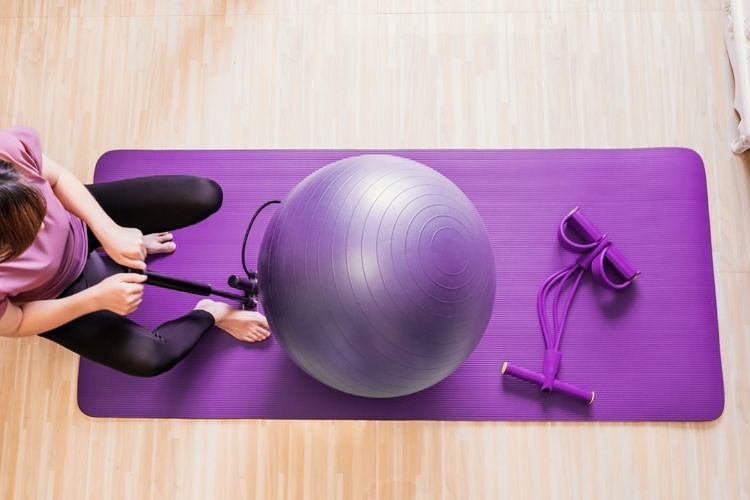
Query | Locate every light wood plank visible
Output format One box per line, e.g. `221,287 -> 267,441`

0,0 -> 724,19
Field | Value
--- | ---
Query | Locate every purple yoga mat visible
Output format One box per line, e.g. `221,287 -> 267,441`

77,149 -> 724,421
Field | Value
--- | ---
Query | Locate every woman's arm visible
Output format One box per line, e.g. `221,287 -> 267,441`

0,273 -> 147,338
0,290 -> 101,337
41,155 -> 147,270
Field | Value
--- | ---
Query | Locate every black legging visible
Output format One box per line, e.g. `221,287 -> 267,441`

40,175 -> 223,377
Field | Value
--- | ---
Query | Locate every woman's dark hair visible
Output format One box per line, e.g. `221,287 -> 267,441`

0,160 -> 47,262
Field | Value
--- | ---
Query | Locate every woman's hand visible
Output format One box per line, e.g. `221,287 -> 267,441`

89,273 -> 147,315
99,224 -> 147,271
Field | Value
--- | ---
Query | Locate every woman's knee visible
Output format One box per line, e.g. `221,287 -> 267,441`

124,342 -> 177,377
186,176 -> 223,218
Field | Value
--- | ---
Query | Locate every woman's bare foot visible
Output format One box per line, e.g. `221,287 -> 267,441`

144,232 -> 176,255
194,299 -> 271,343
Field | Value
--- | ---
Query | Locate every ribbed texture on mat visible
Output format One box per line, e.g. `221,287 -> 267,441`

77,149 -> 723,421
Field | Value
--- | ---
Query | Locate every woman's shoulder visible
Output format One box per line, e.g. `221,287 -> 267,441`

0,126 -> 43,178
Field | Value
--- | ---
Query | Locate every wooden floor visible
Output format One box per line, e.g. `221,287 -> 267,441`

1,1 -> 747,498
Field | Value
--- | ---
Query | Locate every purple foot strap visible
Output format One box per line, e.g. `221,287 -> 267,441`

77,149 -> 724,421
503,207 -> 641,404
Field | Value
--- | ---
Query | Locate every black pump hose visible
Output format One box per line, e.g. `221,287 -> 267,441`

241,199 -> 282,279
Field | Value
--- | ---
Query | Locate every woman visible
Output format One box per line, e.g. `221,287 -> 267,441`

0,126 -> 270,377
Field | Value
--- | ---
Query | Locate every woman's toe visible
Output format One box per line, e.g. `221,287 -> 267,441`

153,242 -> 176,254
144,233 -> 177,254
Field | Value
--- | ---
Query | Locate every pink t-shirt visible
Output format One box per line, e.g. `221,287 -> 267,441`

0,126 -> 88,318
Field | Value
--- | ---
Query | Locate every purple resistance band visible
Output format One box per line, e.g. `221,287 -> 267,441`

502,207 -> 640,404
